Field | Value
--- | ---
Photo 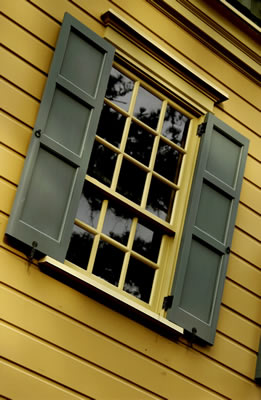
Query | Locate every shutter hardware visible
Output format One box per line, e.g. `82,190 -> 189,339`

162,295 -> 174,311
197,122 -> 207,136
28,241 -> 38,263
35,129 -> 41,138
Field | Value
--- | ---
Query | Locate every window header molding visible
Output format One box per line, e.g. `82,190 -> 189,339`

147,0 -> 260,84
101,9 -> 229,115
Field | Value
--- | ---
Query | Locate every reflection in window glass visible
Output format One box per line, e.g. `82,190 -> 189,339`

134,86 -> 162,130
154,140 -> 182,183
147,177 -> 175,221
92,240 -> 124,286
117,158 -> 146,204
76,181 -> 103,228
66,225 -> 94,269
124,257 -> 155,302
103,200 -> 132,245
97,104 -> 125,148
125,122 -> 154,166
133,221 -> 162,262
105,67 -> 134,111
162,106 -> 189,148
87,141 -> 117,186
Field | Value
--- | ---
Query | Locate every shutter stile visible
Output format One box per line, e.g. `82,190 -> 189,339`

167,113 -> 249,345
6,13 -> 115,262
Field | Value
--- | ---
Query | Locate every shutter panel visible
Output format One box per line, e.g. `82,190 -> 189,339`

255,337 -> 261,384
6,13 -> 115,262
167,113 -> 249,345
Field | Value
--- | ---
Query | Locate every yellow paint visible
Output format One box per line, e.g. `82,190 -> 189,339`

1,1 -> 261,399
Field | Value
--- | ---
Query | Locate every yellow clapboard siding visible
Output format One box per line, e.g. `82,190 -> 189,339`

1,79 -> 39,127
218,306 -> 260,352
0,179 -> 16,215
245,156 -> 261,188
0,248 -> 260,400
30,0 -> 104,37
0,112 -> 32,156
236,203 -> 261,241
240,179 -> 261,214
1,14 -> 53,73
232,228 -> 261,269
222,279 -> 261,324
1,0 -> 60,47
1,321 -> 218,400
1,47 -> 46,100
0,360 -> 89,400
0,145 -> 24,186
227,253 -> 261,297
0,285 -> 225,400
111,0 -> 260,111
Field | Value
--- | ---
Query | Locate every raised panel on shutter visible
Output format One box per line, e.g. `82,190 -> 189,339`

6,13 -> 115,262
167,113 -> 249,345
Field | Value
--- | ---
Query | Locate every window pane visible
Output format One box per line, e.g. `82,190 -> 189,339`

97,104 -> 125,148
147,177 -> 175,221
87,141 -> 117,186
154,140 -> 183,183
134,86 -> 162,130
66,225 -> 94,269
105,67 -> 134,111
117,159 -> 146,204
76,181 -> 103,228
162,106 -> 189,148
133,221 -> 162,262
124,257 -> 155,302
103,200 -> 132,245
125,122 -> 154,166
92,240 -> 124,286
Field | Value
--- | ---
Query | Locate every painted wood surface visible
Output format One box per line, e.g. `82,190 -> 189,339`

1,0 -> 260,399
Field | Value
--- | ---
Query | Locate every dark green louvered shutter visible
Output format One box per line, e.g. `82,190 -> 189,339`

255,337 -> 261,384
167,113 -> 249,345
6,13 -> 115,262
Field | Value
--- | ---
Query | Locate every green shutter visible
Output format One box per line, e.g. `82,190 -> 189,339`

167,113 -> 249,345
256,337 -> 261,384
6,13 -> 115,262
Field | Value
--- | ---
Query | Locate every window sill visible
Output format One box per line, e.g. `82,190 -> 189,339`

39,256 -> 184,337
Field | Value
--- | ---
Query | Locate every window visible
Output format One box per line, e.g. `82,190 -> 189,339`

65,64 -> 192,310
6,13 -> 249,345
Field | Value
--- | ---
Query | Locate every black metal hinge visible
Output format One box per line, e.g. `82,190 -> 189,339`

197,122 -> 207,137
162,295 -> 174,311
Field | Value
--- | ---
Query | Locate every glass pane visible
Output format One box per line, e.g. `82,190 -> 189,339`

76,181 -> 103,228
154,140 -> 183,183
117,159 -> 146,204
105,67 -> 134,111
134,86 -> 162,130
133,221 -> 162,262
45,88 -> 91,156
103,200 -> 132,245
125,122 -> 154,166
66,225 -> 94,269
97,104 -> 125,148
162,106 -> 189,148
124,257 -> 155,303
92,240 -> 124,286
196,183 -> 232,243
87,141 -> 117,186
146,177 -> 175,222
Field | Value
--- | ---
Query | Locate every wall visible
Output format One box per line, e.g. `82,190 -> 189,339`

1,0 -> 260,398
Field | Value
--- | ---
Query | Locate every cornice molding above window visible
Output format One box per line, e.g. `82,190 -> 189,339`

101,9 -> 229,115
147,0 -> 260,84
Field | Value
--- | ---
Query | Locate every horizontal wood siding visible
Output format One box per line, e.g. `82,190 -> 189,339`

1,0 -> 260,399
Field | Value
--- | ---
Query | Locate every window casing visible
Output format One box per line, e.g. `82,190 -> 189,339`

65,62 -> 197,313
